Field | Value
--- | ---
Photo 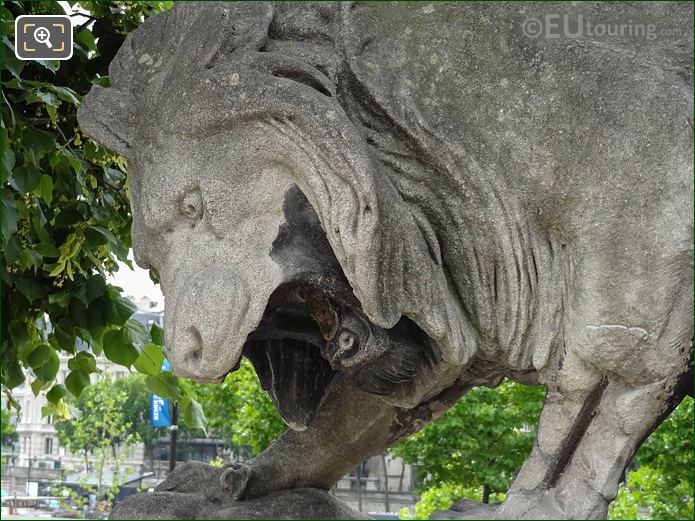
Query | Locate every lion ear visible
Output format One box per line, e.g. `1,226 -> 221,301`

77,87 -> 136,157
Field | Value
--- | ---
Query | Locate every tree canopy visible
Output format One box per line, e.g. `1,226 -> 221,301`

395,385 -> 693,520
609,397 -> 693,520
189,359 -> 286,458
391,380 -> 545,506
1,1 -> 208,429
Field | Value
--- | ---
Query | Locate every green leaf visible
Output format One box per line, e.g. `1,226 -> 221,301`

46,104 -> 58,125
4,357 -> 26,389
107,296 -> 137,325
182,397 -> 208,433
65,370 -> 91,397
54,318 -> 76,352
53,205 -> 84,226
49,85 -> 81,105
66,352 -> 99,374
103,329 -> 139,367
91,76 -> 111,88
122,318 -> 150,345
85,276 -> 107,303
68,298 -> 88,329
32,378 -> 48,396
34,242 -> 60,257
48,291 -> 70,308
15,278 -> 45,301
150,323 -> 164,345
27,343 -> 51,369
133,343 -> 165,376
23,126 -> 56,160
36,60 -> 60,73
41,399 -> 71,421
39,174 -> 53,204
86,295 -> 111,332
146,373 -> 181,399
33,348 -> 59,383
8,320 -> 29,344
83,140 -> 98,161
12,165 -> 42,193
1,188 -> 18,238
46,384 -> 68,404
21,90 -> 60,107
75,29 -> 97,52
5,235 -> 22,263
1,127 -> 15,182
84,225 -> 117,246
1,36 -> 24,78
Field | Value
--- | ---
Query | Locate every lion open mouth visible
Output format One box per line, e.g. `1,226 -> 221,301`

242,277 -> 436,430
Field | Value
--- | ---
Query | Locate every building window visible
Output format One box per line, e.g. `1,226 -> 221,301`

46,415 -> 54,425
44,437 -> 53,455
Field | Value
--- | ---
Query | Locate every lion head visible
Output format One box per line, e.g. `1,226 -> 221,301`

78,2 -> 480,428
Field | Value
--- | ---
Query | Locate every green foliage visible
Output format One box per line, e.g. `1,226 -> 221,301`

113,373 -> 159,447
54,376 -> 136,454
1,1 -> 206,430
609,397 -> 693,520
54,376 -> 139,508
391,381 -> 545,508
208,456 -> 225,468
399,483 -> 505,520
1,405 -> 17,445
187,358 -> 286,458
391,381 -> 545,495
394,385 -> 691,520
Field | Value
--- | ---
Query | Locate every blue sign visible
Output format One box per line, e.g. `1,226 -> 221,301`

150,394 -> 171,427
149,359 -> 173,427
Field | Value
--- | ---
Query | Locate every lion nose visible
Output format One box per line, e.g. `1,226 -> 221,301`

169,326 -> 210,379
183,326 -> 204,365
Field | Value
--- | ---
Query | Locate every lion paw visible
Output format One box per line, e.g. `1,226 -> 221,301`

220,462 -> 253,500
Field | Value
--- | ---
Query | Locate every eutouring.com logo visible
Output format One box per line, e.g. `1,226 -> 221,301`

521,14 -> 683,42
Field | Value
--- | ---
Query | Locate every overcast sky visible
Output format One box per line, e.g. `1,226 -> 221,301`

110,254 -> 164,305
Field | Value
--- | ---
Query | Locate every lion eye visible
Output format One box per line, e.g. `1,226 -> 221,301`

180,189 -> 204,222
338,330 -> 357,350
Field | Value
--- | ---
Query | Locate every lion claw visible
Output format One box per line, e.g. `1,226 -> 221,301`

220,462 -> 253,500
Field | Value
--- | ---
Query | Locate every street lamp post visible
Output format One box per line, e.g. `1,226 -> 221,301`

169,404 -> 178,473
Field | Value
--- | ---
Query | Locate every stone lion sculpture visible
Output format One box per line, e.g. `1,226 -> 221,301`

78,2 -> 693,519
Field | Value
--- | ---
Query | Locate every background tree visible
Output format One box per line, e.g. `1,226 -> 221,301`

393,380 -> 545,518
1,1 -> 205,430
184,359 -> 286,459
113,373 -> 160,465
609,397 -> 693,520
54,376 -> 139,507
392,381 -> 545,505
1,405 -> 17,446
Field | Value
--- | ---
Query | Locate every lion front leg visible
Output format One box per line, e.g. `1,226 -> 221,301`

220,376 -> 405,500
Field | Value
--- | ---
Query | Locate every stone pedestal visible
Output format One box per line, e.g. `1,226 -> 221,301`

109,462 -> 367,520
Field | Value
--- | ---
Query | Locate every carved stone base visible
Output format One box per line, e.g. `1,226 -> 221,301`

109,462 -> 368,520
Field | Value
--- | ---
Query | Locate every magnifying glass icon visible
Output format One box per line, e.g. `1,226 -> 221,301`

34,26 -> 52,49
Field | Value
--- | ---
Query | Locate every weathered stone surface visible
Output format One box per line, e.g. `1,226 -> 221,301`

79,2 -> 693,519
110,462 -> 367,520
